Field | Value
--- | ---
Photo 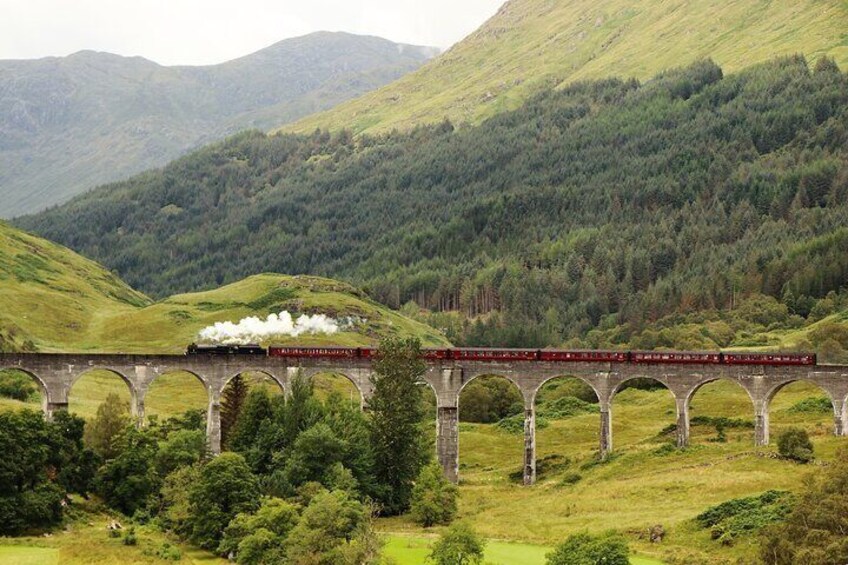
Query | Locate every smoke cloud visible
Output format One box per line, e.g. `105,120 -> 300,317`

197,311 -> 340,345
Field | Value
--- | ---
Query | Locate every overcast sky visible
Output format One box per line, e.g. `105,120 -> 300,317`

0,0 -> 505,66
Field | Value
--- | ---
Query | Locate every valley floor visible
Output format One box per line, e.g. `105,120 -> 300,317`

1,375 -> 839,564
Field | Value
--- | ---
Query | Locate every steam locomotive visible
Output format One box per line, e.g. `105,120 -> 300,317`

186,344 -> 816,366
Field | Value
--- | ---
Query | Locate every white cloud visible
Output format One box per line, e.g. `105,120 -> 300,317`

0,0 -> 504,65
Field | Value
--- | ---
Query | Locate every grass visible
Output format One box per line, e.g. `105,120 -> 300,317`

1,221 -> 449,354
0,499 -> 225,565
285,0 -> 848,136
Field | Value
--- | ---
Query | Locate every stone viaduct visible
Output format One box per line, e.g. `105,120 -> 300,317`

2,352 -> 847,485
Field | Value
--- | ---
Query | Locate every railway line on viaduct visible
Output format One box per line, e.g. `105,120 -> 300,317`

2,351 -> 847,485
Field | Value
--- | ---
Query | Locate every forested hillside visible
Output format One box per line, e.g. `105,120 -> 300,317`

287,0 -> 848,134
20,57 -> 848,356
0,32 -> 437,217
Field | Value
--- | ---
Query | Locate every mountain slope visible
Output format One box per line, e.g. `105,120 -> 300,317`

19,58 -> 848,356
0,222 -> 448,353
285,0 -> 848,134
0,32 -> 437,218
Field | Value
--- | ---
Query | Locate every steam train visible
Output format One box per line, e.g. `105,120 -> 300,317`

186,344 -> 816,366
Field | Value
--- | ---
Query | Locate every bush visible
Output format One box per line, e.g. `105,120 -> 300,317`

410,462 -> 458,527
695,490 -> 793,545
122,527 -> 137,546
0,370 -> 37,401
546,531 -> 629,565
495,414 -> 549,434
788,397 -> 832,414
430,522 -> 485,565
776,428 -> 814,463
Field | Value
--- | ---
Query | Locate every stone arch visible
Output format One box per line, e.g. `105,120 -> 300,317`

531,375 -> 602,482
765,379 -> 839,440
530,374 -> 602,408
299,369 -> 366,407
69,367 -> 137,420
144,369 -> 211,422
764,378 -> 835,408
458,372 -> 525,421
684,377 -> 758,445
610,375 -> 678,450
684,376 -> 756,409
457,373 -> 526,483
0,366 -> 50,410
220,370 -> 284,399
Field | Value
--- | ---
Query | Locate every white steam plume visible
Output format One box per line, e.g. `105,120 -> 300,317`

197,311 -> 339,345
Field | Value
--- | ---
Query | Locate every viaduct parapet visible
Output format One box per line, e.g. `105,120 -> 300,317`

3,353 -> 847,485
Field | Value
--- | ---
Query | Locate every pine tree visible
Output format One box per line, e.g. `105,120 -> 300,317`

220,375 -> 249,450
367,337 -> 427,514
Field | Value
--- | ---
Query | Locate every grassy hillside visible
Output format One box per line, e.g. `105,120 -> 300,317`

0,32 -> 437,218
0,221 -> 150,352
286,0 -> 848,134
0,221 -> 448,353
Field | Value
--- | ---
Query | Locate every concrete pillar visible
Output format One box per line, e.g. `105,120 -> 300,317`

45,402 -> 69,420
436,406 -> 459,483
676,396 -> 690,448
833,398 -> 846,437
754,399 -> 769,447
523,406 -> 536,486
135,398 -> 146,427
207,400 -> 222,455
599,400 -> 612,457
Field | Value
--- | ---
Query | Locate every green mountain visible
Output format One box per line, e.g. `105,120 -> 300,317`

285,0 -> 848,135
18,57 -> 848,359
0,222 -> 448,353
0,32 -> 438,218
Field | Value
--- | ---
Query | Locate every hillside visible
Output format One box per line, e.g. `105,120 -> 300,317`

19,57 -> 848,358
285,0 -> 848,135
0,32 -> 437,217
0,222 -> 448,353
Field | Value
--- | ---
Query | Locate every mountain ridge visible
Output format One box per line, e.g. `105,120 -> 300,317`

284,0 -> 848,135
0,31 -> 437,218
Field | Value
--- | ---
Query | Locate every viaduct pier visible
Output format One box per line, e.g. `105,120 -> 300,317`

2,352 -> 847,485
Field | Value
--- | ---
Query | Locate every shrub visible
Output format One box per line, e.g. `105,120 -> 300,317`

122,527 -> 137,546
0,370 -> 37,401
410,462 -> 458,527
546,531 -> 629,565
430,522 -> 485,565
695,490 -> 793,545
776,428 -> 814,463
495,414 -> 549,434
788,397 -> 832,414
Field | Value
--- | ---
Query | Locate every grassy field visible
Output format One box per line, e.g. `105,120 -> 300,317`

0,375 -> 839,563
285,0 -> 848,135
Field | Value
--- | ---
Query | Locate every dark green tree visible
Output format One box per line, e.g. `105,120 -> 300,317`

429,522 -> 486,565
410,461 -> 458,527
776,427 -> 814,463
221,375 -> 249,450
187,452 -> 261,550
95,426 -> 160,516
0,409 -> 94,534
367,337 -> 428,514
